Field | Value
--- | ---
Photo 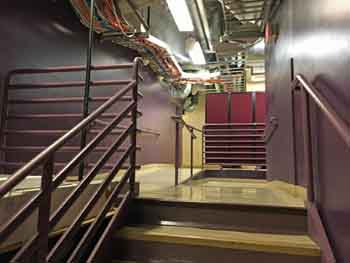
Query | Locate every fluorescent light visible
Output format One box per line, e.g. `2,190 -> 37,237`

188,41 -> 206,65
166,0 -> 194,32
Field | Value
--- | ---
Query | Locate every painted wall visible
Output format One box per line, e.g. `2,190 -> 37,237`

265,1 -> 350,261
182,94 -> 205,168
0,0 -> 175,170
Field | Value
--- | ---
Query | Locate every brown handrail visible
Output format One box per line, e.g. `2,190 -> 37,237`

172,116 -> 203,182
292,74 -> 350,202
295,75 -> 350,146
264,117 -> 278,144
172,116 -> 203,135
0,57 -> 144,262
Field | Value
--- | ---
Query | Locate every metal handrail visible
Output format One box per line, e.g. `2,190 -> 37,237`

295,75 -> 350,147
172,116 -> 203,135
292,74 -> 350,202
0,57 -> 144,262
264,117 -> 278,144
172,116 -> 203,183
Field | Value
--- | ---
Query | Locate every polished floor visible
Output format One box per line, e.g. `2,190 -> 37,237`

136,166 -> 306,208
0,165 -> 306,208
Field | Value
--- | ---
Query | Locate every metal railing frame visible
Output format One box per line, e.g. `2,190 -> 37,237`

0,58 -> 144,263
292,74 -> 350,202
172,116 -> 203,185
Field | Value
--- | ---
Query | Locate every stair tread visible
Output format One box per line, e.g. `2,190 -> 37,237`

204,129 -> 265,132
205,134 -> 263,137
115,226 -> 320,257
205,123 -> 266,126
206,157 -> 266,160
205,140 -> 265,143
205,146 -> 265,149
205,151 -> 266,155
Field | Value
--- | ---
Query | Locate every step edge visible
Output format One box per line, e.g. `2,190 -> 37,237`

115,226 -> 321,257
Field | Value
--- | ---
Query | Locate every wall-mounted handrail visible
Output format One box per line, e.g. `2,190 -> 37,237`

172,116 -> 203,183
0,57 -> 144,262
292,74 -> 350,202
295,75 -> 350,147
264,117 -> 278,144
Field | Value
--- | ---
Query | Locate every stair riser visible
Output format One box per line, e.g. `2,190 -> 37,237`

128,200 -> 308,235
204,131 -> 265,135
112,240 -> 320,263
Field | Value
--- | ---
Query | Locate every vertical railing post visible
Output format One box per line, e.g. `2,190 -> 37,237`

37,155 -> 54,263
79,0 -> 95,181
202,128 -> 204,169
290,58 -> 298,185
190,128 -> 194,178
175,110 -> 181,186
0,75 -> 10,174
130,59 -> 139,195
300,89 -> 315,202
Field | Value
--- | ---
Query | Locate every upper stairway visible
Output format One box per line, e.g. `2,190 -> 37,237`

203,123 -> 266,168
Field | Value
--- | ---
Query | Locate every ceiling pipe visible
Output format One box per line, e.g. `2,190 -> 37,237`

189,0 -> 213,51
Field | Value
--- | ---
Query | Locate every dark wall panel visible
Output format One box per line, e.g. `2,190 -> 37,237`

0,0 -> 175,167
230,93 -> 253,123
206,93 -> 229,123
266,1 -> 350,261
255,93 -> 266,123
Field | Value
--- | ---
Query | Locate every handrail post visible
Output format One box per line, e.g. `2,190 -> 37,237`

190,128 -> 194,178
300,88 -> 315,202
130,59 -> 139,195
79,0 -> 95,181
175,112 -> 181,186
37,155 -> 54,263
0,74 -> 10,174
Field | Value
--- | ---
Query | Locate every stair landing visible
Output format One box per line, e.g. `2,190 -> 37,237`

139,176 -> 306,209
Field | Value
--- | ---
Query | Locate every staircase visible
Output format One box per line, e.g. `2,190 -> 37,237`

109,180 -> 321,263
203,123 -> 266,168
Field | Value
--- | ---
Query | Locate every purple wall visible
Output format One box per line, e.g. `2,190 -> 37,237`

0,0 -> 175,168
266,1 -> 350,262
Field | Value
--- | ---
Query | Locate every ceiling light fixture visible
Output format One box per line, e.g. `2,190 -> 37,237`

188,41 -> 206,65
166,0 -> 194,32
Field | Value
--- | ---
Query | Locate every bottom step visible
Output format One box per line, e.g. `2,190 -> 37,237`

112,226 -> 321,263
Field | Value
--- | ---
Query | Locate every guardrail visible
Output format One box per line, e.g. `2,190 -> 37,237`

0,57 -> 144,262
292,74 -> 350,202
172,116 -> 202,185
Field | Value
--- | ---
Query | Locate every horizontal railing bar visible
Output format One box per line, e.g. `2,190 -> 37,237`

8,97 -> 134,104
4,129 -> 123,135
0,161 -> 140,170
68,167 -> 132,262
295,74 -> 350,147
8,77 -> 142,91
8,80 -> 132,90
7,111 -> 142,119
8,97 -> 110,104
48,145 -> 133,261
1,146 -> 141,152
7,64 -> 134,76
51,108 -> 134,190
88,191 -> 131,262
0,80 -> 136,199
0,192 -> 42,244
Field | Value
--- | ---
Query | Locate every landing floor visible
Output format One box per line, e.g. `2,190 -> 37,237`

135,165 -> 306,209
0,164 -> 306,208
